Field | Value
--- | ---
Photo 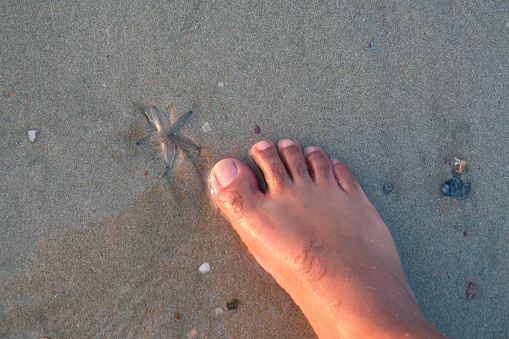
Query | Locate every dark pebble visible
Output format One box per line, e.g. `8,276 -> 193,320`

254,124 -> 261,134
382,182 -> 394,194
441,177 -> 471,199
226,298 -> 239,311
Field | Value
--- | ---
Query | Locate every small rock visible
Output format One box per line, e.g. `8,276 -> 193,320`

218,82 -> 224,88
382,182 -> 394,194
226,298 -> 239,311
215,307 -> 223,316
188,328 -> 198,339
28,130 -> 37,142
199,262 -> 210,273
254,124 -> 261,134
441,177 -> 471,199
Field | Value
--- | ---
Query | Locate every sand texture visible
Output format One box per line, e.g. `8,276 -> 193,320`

1,1 -> 508,338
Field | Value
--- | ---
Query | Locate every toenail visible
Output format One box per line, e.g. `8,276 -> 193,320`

211,159 -> 238,191
305,146 -> 321,155
331,158 -> 341,165
278,139 -> 297,149
255,140 -> 272,151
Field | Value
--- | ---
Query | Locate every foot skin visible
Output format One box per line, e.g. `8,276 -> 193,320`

209,139 -> 445,339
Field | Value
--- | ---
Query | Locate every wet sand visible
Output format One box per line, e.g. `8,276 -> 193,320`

1,1 -> 508,338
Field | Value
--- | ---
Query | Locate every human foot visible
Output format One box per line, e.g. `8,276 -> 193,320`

209,139 -> 445,338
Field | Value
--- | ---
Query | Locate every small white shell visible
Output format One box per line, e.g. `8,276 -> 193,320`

28,130 -> 37,142
201,122 -> 211,133
198,262 -> 210,273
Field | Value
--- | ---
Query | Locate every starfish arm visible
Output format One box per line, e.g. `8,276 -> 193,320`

151,105 -> 171,131
161,141 -> 176,169
136,131 -> 166,146
169,110 -> 194,134
171,133 -> 200,151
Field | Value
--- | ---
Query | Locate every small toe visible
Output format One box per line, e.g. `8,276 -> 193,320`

209,158 -> 264,220
330,158 -> 362,195
250,140 -> 292,192
304,146 -> 335,185
278,139 -> 310,182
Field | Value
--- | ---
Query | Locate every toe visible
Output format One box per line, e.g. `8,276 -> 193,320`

209,158 -> 264,220
330,158 -> 362,195
250,140 -> 292,192
304,146 -> 335,185
278,139 -> 311,182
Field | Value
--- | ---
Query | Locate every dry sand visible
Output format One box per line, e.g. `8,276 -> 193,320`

1,1 -> 508,338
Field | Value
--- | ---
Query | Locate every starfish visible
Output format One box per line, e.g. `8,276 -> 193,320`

136,105 -> 200,169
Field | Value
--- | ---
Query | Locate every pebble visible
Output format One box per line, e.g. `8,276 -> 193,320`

441,177 -> 471,199
28,130 -> 37,142
226,298 -> 239,310
215,307 -> 223,316
382,182 -> 394,194
198,262 -> 210,273
254,124 -> 261,134
188,328 -> 198,339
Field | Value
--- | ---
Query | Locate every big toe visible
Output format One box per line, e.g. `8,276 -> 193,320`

209,158 -> 264,223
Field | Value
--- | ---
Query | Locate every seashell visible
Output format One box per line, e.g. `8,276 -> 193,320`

201,122 -> 211,133
453,158 -> 466,174
28,130 -> 37,142
198,262 -> 210,273
466,282 -> 477,300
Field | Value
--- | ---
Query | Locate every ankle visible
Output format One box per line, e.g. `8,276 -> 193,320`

285,268 -> 445,338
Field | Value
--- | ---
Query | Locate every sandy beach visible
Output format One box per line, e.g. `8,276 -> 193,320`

1,1 -> 508,337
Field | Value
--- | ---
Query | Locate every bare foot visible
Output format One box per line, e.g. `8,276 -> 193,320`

209,139 -> 446,339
